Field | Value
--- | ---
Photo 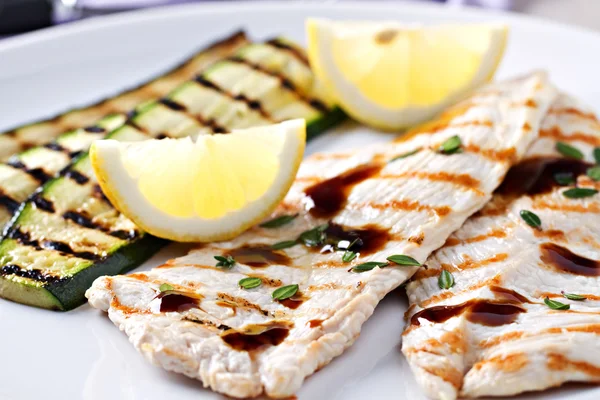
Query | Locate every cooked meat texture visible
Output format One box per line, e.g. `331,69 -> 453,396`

86,72 -> 557,398
403,93 -> 600,400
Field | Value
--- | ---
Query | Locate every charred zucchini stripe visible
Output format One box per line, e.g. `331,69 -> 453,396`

0,31 -> 249,161
6,228 -> 102,261
226,56 -> 329,113
194,76 -> 274,121
6,159 -> 52,184
0,190 -> 20,214
1,265 -> 65,284
158,98 -> 228,133
265,38 -> 309,66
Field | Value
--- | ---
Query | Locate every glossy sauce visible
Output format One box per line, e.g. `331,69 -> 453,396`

224,246 -> 291,267
305,164 -> 382,218
540,243 -> 600,276
497,157 -> 591,197
322,223 -> 390,255
411,299 -> 525,327
158,292 -> 201,313
221,323 -> 291,352
278,291 -> 307,310
489,285 -> 531,303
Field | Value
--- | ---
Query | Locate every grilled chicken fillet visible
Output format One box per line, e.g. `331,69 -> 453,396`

86,72 -> 557,398
402,93 -> 600,399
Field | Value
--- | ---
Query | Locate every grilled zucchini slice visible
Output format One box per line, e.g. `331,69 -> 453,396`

0,31 -> 249,162
0,32 -> 250,231
0,38 -> 346,310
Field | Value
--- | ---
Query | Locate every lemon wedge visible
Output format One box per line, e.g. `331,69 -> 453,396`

91,119 -> 306,242
307,19 -> 508,130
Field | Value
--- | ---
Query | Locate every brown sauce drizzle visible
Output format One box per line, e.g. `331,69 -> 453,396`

411,299 -> 525,327
305,164 -> 383,218
322,223 -> 390,255
540,243 -> 600,276
221,322 -> 292,352
277,291 -> 307,310
157,292 -> 201,313
489,285 -> 531,304
224,246 -> 291,267
497,157 -> 591,197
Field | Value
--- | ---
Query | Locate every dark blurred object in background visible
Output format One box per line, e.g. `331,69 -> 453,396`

0,0 -> 512,37
0,0 -> 53,34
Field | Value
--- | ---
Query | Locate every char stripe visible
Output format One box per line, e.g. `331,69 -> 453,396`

84,125 -> 106,133
65,169 -> 90,185
61,210 -> 139,240
227,56 -> 329,113
6,159 -> 52,183
7,227 -> 101,261
194,76 -> 273,121
159,98 -> 187,112
32,195 -> 55,213
265,39 -> 310,66
158,96 -> 229,134
0,264 -> 65,284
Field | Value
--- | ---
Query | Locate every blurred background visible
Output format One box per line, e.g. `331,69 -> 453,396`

0,0 -> 597,37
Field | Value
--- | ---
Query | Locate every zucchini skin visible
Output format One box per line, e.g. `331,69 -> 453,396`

0,38 -> 346,311
0,31 -> 249,162
0,32 -> 250,232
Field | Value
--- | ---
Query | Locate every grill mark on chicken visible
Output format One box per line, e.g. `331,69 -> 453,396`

481,324 -> 600,349
422,365 -> 464,389
443,228 -> 508,248
413,253 -> 508,280
417,277 -> 504,308
227,57 -> 328,113
547,353 -> 600,378
379,171 -> 482,193
540,126 -> 600,146
463,144 -> 517,163
351,199 -> 452,217
532,199 -> 600,214
471,353 -> 529,374
548,107 -> 599,122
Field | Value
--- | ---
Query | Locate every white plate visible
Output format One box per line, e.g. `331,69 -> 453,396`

1,2 -> 599,400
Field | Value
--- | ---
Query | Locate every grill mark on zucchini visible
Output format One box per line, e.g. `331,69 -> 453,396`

157,97 -> 228,134
31,195 -> 55,213
265,39 -> 309,66
0,190 -> 20,214
62,210 -> 140,240
1,265 -> 65,284
64,170 -> 90,185
83,125 -> 106,133
6,160 -> 52,184
194,76 -> 274,121
7,227 -> 102,261
227,56 -> 329,113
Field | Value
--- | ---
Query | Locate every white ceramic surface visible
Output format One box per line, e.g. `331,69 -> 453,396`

0,2 -> 599,399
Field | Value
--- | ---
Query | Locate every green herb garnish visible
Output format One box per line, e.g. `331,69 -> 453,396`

342,251 -> 357,263
438,136 -> 462,155
520,210 -> 542,229
352,261 -> 388,273
272,284 -> 299,300
390,148 -> 421,162
562,188 -> 598,198
271,240 -> 298,250
239,277 -> 262,289
159,283 -> 174,292
215,255 -> 236,268
562,292 -> 586,301
587,166 -> 600,181
594,147 -> 600,164
260,213 -> 299,228
386,254 -> 421,266
556,142 -> 584,160
298,224 -> 329,247
438,270 -> 455,290
544,297 -> 570,310
554,172 -> 575,186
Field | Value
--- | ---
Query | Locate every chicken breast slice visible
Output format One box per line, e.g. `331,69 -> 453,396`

402,93 -> 600,400
86,72 -> 557,398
